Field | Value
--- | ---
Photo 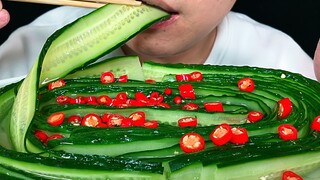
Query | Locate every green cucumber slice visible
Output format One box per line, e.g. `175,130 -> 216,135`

39,4 -> 169,85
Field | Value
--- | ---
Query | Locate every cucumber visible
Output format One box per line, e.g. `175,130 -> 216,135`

65,55 -> 144,81
39,5 -> 169,85
8,4 -> 168,152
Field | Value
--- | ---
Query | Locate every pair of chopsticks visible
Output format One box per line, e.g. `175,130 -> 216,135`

7,0 -> 142,8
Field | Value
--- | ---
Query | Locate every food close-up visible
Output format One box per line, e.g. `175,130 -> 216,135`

0,2 -> 320,180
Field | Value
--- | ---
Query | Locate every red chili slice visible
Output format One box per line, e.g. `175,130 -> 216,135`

120,118 -> 132,128
230,127 -> 249,145
97,95 -> 113,106
204,102 -> 224,112
48,79 -> 66,90
106,114 -> 126,127
34,130 -> 48,143
135,92 -> 149,105
180,132 -> 205,153
100,71 -> 115,84
86,96 -> 97,105
128,111 -> 146,126
278,98 -> 293,119
149,92 -> 164,105
118,74 -> 128,82
282,170 -> 303,180
164,87 -> 172,95
176,74 -> 191,82
67,115 -> 82,126
173,96 -> 183,104
81,113 -> 102,127
247,111 -> 264,123
47,134 -> 64,142
145,79 -> 156,83
190,71 -> 203,81
56,95 -> 70,104
144,120 -> 159,128
113,92 -> 128,106
183,103 -> 199,111
311,115 -> 320,131
238,77 -> 255,92
178,117 -> 198,127
157,102 -> 171,109
70,96 -> 87,104
179,84 -> 196,99
47,112 -> 65,126
278,124 -> 298,141
210,123 -> 232,146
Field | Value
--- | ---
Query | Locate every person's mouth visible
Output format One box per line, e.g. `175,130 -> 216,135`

141,0 -> 179,29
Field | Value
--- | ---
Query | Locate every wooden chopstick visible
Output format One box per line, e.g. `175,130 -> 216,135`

7,0 -> 142,8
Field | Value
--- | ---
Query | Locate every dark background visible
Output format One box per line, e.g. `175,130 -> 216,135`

1,0 -> 319,58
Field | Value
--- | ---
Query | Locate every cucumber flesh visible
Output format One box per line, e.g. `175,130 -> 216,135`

39,4 -> 169,85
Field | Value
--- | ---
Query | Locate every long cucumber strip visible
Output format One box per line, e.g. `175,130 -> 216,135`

39,4 -> 169,85
10,61 -> 39,152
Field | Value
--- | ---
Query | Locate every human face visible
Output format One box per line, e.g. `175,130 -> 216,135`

122,0 -> 237,64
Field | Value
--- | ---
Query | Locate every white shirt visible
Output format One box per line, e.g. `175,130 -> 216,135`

0,6 -> 316,87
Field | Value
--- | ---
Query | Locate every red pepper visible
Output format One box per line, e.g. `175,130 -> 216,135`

190,71 -> 203,81
97,95 -> 113,106
204,102 -> 224,112
210,123 -> 232,146
311,115 -> 320,131
180,132 -> 205,153
118,74 -> 128,82
149,92 -> 164,105
56,95 -> 70,104
128,111 -> 146,126
230,127 -> 249,145
278,98 -> 293,119
81,113 -> 102,127
176,74 -> 191,82
144,120 -> 159,128
106,114 -> 126,127
178,117 -> 198,127
145,79 -> 156,83
247,111 -> 264,123
113,92 -> 128,106
120,118 -> 132,128
182,103 -> 199,111
100,71 -> 115,84
134,92 -> 149,105
34,130 -> 48,143
48,79 -> 66,90
47,112 -> 65,126
164,87 -> 172,95
179,84 -> 196,99
85,96 -> 97,105
282,170 -> 303,180
96,122 -> 108,128
278,124 -> 298,141
67,115 -> 82,126
47,134 -> 64,143
173,96 -> 183,104
238,77 -> 255,92
157,102 -> 171,109
70,96 -> 87,104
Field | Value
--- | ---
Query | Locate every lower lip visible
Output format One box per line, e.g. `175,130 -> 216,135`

149,14 -> 179,30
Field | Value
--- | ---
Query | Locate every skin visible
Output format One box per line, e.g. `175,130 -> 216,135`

122,0 -> 237,64
0,1 -> 10,29
314,40 -> 320,81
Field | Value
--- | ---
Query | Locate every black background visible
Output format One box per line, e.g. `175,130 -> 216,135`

1,0 -> 319,58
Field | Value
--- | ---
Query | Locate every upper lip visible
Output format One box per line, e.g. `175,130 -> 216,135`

141,0 -> 177,13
